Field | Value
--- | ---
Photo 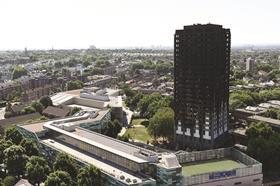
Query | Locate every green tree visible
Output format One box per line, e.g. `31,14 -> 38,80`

125,92 -> 143,111
264,108 -> 280,119
21,106 -> 36,114
67,80 -> 84,90
0,125 -> 5,137
95,60 -> 110,68
121,84 -> 136,98
231,68 -> 246,80
26,156 -> 51,185
67,58 -> 79,67
54,61 -> 63,68
246,122 -> 280,171
137,93 -> 162,118
4,145 -> 27,178
257,63 -> 273,72
39,96 -> 53,108
2,176 -> 16,186
54,153 -> 78,179
246,122 -> 273,139
145,96 -> 173,119
5,127 -> 23,145
155,62 -> 172,75
148,107 -> 174,141
31,101 -> 44,114
268,69 -> 280,81
20,139 -> 40,157
0,139 -> 12,164
12,66 -> 28,79
82,60 -> 91,67
77,166 -> 101,186
44,171 -> 72,186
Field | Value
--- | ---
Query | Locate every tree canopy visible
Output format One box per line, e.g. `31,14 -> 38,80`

20,139 -> 40,157
1,176 -> 16,186
67,80 -> 84,90
39,96 -> 53,108
4,127 -> 23,145
44,171 -> 72,186
148,107 -> 174,141
54,153 -> 78,179
26,156 -> 51,185
0,139 -> 13,164
246,122 -> 280,171
77,166 -> 101,186
12,66 -> 28,79
229,88 -> 280,111
4,145 -> 27,177
31,101 -> 44,114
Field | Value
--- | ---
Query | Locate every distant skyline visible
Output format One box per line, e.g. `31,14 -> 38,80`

0,0 -> 279,50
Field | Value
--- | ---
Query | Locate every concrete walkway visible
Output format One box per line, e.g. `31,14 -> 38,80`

118,127 -> 127,136
0,107 -> 6,120
118,106 -> 133,136
123,106 -> 133,125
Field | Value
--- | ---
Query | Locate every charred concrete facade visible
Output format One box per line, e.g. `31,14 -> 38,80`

174,24 -> 231,149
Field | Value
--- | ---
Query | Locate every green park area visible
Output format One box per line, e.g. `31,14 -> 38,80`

124,118 -> 152,142
182,159 -> 245,177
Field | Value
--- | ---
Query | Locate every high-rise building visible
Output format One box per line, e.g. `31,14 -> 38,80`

174,24 -> 231,150
246,57 -> 255,72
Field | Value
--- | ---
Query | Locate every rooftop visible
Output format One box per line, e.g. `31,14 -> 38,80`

44,122 -> 157,164
51,88 -> 122,108
19,109 -> 109,133
182,158 -> 246,177
268,100 -> 280,106
248,115 -> 280,126
19,122 -> 46,133
42,106 -> 69,118
42,139 -> 148,185
67,104 -> 100,112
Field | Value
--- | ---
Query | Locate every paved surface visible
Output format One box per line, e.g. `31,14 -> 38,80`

118,106 -> 133,136
133,125 -> 145,128
123,107 -> 133,125
0,107 -> 5,120
119,127 -> 127,136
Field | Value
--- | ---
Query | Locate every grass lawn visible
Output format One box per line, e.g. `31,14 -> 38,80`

131,118 -> 148,126
124,127 -> 152,142
182,159 -> 245,177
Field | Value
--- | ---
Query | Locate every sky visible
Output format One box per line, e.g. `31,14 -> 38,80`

0,0 -> 279,50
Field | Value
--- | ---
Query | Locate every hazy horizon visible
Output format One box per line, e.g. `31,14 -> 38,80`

0,0 -> 279,50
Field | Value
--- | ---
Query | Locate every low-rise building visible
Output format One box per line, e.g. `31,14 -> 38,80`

176,148 -> 262,186
42,106 -> 70,118
50,87 -> 123,123
85,75 -> 117,87
18,116 -> 181,186
18,117 -> 263,186
233,106 -> 267,120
